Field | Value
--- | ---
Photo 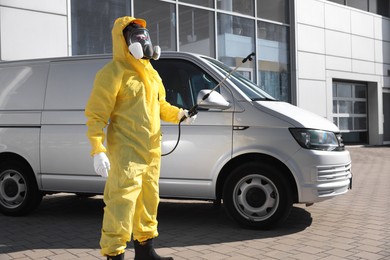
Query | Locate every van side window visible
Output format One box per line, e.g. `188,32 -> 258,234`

152,59 -> 218,110
0,64 -> 48,110
45,59 -> 109,110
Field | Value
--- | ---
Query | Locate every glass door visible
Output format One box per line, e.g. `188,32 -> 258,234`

333,81 -> 368,144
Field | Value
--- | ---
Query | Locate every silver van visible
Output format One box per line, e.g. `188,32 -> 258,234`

0,52 -> 352,229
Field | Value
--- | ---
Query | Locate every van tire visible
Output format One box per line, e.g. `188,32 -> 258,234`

0,162 -> 43,216
223,162 -> 292,229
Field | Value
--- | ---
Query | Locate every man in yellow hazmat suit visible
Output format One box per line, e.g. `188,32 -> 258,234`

85,16 -> 195,260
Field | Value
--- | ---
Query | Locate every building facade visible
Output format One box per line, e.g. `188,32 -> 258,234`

0,0 -> 389,144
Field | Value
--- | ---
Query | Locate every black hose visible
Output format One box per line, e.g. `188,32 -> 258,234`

161,120 -> 183,156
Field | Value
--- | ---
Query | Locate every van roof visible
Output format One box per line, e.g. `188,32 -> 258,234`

0,52 -> 203,66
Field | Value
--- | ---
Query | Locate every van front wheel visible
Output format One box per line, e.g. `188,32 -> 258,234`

0,162 -> 42,216
223,162 -> 292,229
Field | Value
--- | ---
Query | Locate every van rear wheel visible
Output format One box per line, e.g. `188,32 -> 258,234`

223,162 -> 293,229
0,162 -> 42,216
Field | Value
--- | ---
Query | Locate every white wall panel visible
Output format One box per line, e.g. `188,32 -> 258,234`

295,0 -> 324,27
375,64 -> 390,80
384,76 -> 390,88
297,52 -> 326,80
297,24 -> 325,53
375,39 -> 384,63
326,69 -> 381,84
297,79 -> 327,117
374,16 -> 390,41
351,35 -> 375,61
351,11 -> 374,38
375,63 -> 384,76
326,56 -> 351,72
352,60 -> 375,74
382,19 -> 390,42
0,0 -> 66,15
325,30 -> 351,58
0,7 -> 68,60
383,41 -> 390,64
324,4 -> 350,33
373,40 -> 390,66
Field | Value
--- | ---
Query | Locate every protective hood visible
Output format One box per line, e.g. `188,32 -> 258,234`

111,16 -> 161,94
112,16 -> 146,62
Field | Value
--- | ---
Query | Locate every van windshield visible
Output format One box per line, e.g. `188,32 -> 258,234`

202,56 -> 276,101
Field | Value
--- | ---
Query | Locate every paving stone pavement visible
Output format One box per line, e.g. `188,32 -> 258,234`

0,146 -> 389,260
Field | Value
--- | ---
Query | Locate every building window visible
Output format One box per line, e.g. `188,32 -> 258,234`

70,0 -> 291,102
328,0 -> 369,10
135,0 -> 177,51
217,0 -> 255,16
217,13 -> 256,81
327,0 -> 389,17
179,6 -> 215,57
377,0 -> 390,17
347,0 -> 369,11
328,0 -> 344,4
333,82 -> 368,143
257,0 -> 289,24
71,0 -> 130,55
179,0 -> 214,8
257,21 -> 290,101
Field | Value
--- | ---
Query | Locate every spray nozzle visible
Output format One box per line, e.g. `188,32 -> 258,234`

242,52 -> 255,63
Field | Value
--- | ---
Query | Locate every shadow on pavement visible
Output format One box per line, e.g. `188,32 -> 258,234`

0,193 -> 312,254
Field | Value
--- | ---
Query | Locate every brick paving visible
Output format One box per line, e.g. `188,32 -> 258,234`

0,146 -> 389,259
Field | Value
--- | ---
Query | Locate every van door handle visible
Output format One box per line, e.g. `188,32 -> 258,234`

233,126 -> 249,131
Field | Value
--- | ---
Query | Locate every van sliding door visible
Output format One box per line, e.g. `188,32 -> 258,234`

41,58 -> 109,193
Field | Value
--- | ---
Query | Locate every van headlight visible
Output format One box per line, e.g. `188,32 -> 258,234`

289,128 -> 344,151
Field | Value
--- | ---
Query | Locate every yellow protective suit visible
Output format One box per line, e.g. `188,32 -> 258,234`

85,16 -> 181,257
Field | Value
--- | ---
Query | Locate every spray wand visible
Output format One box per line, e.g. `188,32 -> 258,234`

163,52 -> 256,156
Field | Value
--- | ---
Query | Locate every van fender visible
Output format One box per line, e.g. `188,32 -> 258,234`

215,144 -> 301,203
0,127 -> 41,188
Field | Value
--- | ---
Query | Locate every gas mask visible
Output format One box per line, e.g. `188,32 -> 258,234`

123,23 -> 161,60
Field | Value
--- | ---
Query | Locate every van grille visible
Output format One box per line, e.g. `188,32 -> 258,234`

317,163 -> 351,182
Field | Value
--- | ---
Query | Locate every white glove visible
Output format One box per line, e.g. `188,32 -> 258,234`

178,109 -> 197,124
93,152 -> 110,178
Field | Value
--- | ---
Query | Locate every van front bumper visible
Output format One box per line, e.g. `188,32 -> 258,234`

287,148 -> 352,203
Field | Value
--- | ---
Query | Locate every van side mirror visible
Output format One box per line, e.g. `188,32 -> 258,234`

196,89 -> 231,110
